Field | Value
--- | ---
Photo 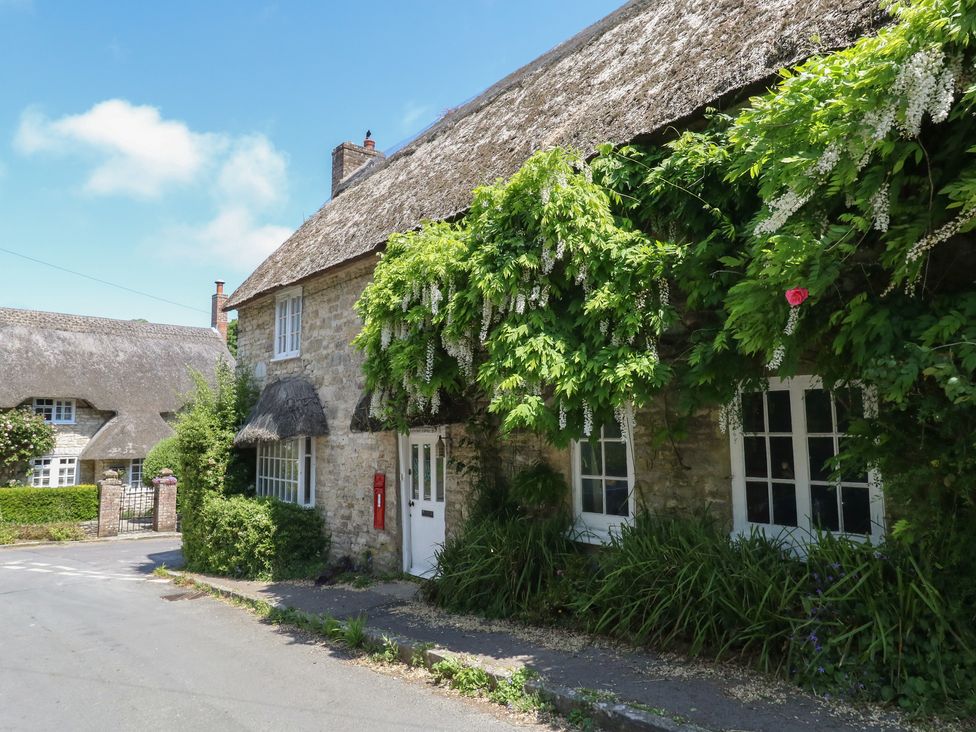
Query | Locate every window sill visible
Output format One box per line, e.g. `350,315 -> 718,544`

271,353 -> 301,363
570,514 -> 631,546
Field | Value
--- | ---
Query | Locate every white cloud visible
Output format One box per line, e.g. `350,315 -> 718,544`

15,99 -> 220,197
217,134 -> 287,208
15,98 -> 293,267
160,207 -> 291,269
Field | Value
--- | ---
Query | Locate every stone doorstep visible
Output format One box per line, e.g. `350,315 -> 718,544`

170,571 -> 713,732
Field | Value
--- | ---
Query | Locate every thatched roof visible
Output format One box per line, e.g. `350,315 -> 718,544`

226,0 -> 883,310
0,307 -> 233,459
234,377 -> 329,446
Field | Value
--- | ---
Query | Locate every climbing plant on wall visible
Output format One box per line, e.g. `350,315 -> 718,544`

356,0 -> 976,528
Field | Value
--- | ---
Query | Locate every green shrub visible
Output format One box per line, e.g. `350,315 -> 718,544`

0,485 -> 98,524
142,436 -> 180,486
188,494 -> 329,580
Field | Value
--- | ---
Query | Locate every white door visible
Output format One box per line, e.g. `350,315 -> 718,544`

401,430 -> 446,577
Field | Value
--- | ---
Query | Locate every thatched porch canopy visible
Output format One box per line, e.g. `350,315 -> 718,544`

349,390 -> 470,432
235,377 -> 329,446
82,411 -> 174,461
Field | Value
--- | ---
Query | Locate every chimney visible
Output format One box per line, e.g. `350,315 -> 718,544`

331,130 -> 385,199
211,280 -> 228,341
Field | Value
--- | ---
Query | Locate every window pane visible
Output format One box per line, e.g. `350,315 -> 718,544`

837,437 -> 868,483
769,437 -> 795,479
580,441 -> 601,475
772,482 -> 797,527
805,389 -> 833,433
835,388 -> 863,433
766,391 -> 792,433
411,445 -> 419,500
581,478 -> 603,514
841,486 -> 871,534
746,481 -> 770,524
436,456 -> 445,502
741,392 -> 764,433
423,444 -> 431,501
743,436 -> 768,478
603,421 -> 621,439
604,441 -> 627,478
808,437 -> 835,481
605,479 -> 629,517
811,484 -> 840,532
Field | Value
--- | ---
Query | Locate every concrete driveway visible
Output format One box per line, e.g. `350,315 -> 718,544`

0,538 -> 533,731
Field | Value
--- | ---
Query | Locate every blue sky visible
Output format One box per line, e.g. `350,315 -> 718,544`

0,0 -> 622,327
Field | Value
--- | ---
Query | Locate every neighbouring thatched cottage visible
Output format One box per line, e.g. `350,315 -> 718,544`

226,0 -> 886,575
0,299 -> 232,487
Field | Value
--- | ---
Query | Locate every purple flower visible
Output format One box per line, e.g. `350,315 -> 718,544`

808,632 -> 819,643
817,666 -> 825,674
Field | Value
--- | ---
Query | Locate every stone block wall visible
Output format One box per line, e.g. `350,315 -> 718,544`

237,258 -> 402,572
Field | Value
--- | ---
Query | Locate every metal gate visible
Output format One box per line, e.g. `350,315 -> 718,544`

119,483 -> 156,533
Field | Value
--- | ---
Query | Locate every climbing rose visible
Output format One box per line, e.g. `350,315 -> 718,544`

785,288 -> 809,307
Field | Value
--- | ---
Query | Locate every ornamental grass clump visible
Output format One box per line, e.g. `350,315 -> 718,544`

576,515 -> 976,714
426,461 -> 578,619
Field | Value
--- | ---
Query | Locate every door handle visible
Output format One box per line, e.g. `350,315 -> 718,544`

408,500 -> 415,507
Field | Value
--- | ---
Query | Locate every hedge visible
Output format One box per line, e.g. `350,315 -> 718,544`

0,485 -> 99,524
188,494 -> 329,580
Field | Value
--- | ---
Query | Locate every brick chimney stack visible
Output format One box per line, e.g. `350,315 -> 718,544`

331,131 -> 384,199
211,280 -> 228,341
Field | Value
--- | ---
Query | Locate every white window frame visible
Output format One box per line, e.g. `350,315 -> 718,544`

33,398 -> 75,424
255,436 -> 315,507
31,456 -> 78,487
571,423 -> 636,544
729,376 -> 885,545
272,287 -> 303,360
129,458 -> 144,488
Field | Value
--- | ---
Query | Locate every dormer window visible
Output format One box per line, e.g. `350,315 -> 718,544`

274,288 -> 302,360
33,398 -> 75,424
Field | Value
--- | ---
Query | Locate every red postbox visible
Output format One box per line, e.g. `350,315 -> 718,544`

373,472 -> 386,530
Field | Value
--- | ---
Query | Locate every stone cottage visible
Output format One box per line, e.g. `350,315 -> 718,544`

226,0 -> 886,575
0,288 -> 232,487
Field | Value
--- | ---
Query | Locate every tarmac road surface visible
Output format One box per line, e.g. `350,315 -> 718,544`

0,538 -> 530,732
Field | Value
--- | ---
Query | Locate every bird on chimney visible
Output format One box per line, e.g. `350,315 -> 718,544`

365,129 -> 372,140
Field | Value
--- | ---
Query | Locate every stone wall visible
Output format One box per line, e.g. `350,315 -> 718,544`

237,258 -> 401,572
236,259 -> 733,571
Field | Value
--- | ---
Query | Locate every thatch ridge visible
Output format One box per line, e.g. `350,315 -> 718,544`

234,376 -> 329,445
226,0 -> 883,310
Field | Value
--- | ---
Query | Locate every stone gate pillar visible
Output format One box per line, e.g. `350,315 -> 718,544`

97,470 -> 122,538
152,469 -> 178,533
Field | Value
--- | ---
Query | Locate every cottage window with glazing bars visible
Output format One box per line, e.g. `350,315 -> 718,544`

31,456 -> 77,487
729,376 -> 885,543
274,289 -> 302,359
256,437 -> 314,507
33,398 -> 75,424
572,422 -> 635,543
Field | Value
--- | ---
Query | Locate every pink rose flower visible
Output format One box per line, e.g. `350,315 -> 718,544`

785,287 -> 809,307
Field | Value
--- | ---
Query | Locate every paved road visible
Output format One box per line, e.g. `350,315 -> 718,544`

0,538 -> 528,732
